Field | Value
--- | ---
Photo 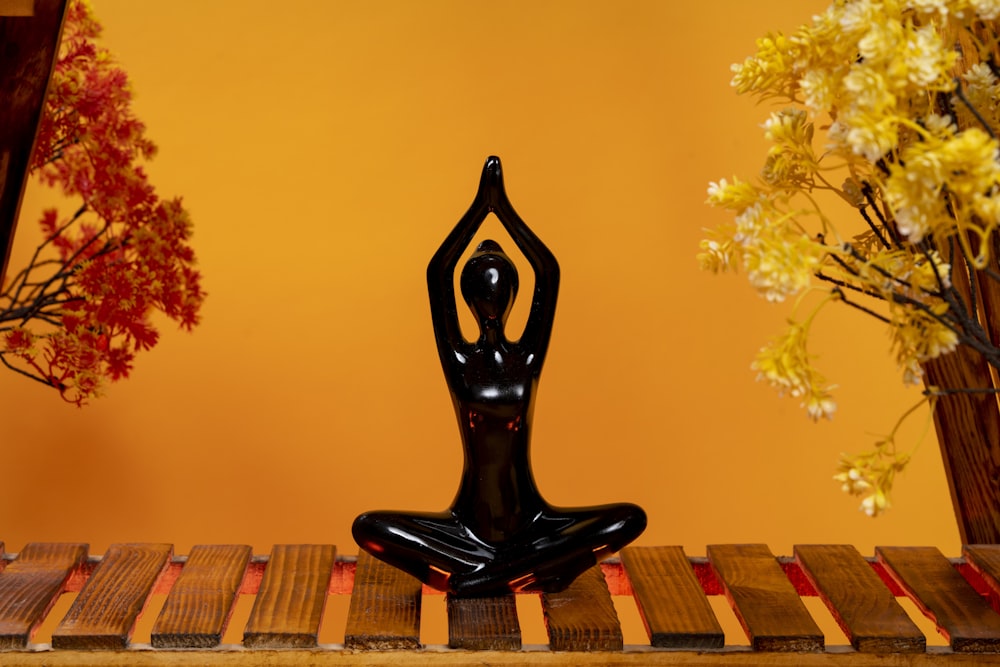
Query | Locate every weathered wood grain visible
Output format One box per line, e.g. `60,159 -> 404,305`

541,564 -> 623,651
794,544 -> 924,653
0,543 -> 87,648
922,349 -> 1000,544
0,0 -> 67,280
243,544 -> 336,648
150,544 -> 251,648
446,593 -> 521,650
0,646 -> 999,665
620,546 -> 723,649
707,544 -> 823,652
51,543 -> 172,650
344,551 -> 423,650
942,28 -> 1000,546
964,544 -> 1000,613
878,546 -> 1000,652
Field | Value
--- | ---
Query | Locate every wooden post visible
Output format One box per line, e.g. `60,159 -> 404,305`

924,351 -> 1000,544
920,28 -> 1000,545
0,0 -> 68,282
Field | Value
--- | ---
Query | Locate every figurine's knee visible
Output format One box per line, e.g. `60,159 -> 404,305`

612,502 -> 647,534
354,511 -> 492,564
352,511 -> 393,554
545,502 -> 646,555
596,502 -> 647,549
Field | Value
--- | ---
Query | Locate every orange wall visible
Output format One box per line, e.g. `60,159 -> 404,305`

3,0 -> 960,559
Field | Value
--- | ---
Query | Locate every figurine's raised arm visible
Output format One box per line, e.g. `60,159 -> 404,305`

427,156 -> 560,362
426,160 -> 494,356
488,161 -> 560,358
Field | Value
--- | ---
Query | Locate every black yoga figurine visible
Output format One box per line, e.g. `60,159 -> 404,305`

352,156 -> 646,596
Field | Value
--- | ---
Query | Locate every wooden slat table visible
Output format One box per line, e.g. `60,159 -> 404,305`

2,543 -> 1000,664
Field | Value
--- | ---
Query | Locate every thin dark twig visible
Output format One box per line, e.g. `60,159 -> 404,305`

918,240 -> 983,342
816,272 -> 888,302
822,253 -> 966,342
842,244 -> 921,292
833,287 -> 893,324
15,223 -> 118,318
861,182 -> 902,248
983,266 -> 1000,284
0,260 -> 66,300
953,77 -> 997,138
928,200 -> 1000,350
0,352 -> 53,388
986,52 -> 1000,80
924,386 -> 1000,396
858,204 -> 893,250
948,234 -> 981,325
5,203 -> 89,306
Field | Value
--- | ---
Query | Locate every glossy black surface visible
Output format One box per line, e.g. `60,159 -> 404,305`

352,156 -> 646,596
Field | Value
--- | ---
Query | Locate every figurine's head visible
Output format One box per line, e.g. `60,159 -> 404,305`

460,240 -> 518,330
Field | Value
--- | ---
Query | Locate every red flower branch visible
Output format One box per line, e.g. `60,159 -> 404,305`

0,0 -> 204,405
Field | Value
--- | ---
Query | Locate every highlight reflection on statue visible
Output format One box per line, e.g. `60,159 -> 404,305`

352,156 -> 646,596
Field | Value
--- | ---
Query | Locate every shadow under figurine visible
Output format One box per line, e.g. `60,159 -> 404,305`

353,156 -> 646,596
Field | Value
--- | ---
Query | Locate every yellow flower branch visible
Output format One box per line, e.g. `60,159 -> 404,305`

702,0 -> 1000,516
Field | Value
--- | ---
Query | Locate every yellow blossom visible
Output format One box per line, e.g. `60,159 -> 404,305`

761,109 -> 818,187
752,319 -> 837,420
730,32 -> 800,97
885,129 -> 1000,243
903,24 -> 954,87
743,233 -> 823,302
835,431 -> 915,517
800,68 -> 838,112
860,490 -> 891,516
971,0 -> 1000,19
923,113 -> 958,138
833,464 -> 872,495
705,177 -> 761,213
697,234 -> 738,274
889,309 -> 959,382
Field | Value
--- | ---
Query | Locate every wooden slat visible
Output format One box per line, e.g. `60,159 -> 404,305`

878,545 -> 1000,652
0,543 -> 87,648
447,593 -> 521,650
541,564 -> 622,651
707,544 -> 823,652
343,551 -> 422,650
51,543 -> 172,650
794,544 -> 924,653
150,544 -> 251,648
243,544 -> 336,648
964,544 -> 1000,613
0,0 -> 68,280
620,546 -> 723,649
